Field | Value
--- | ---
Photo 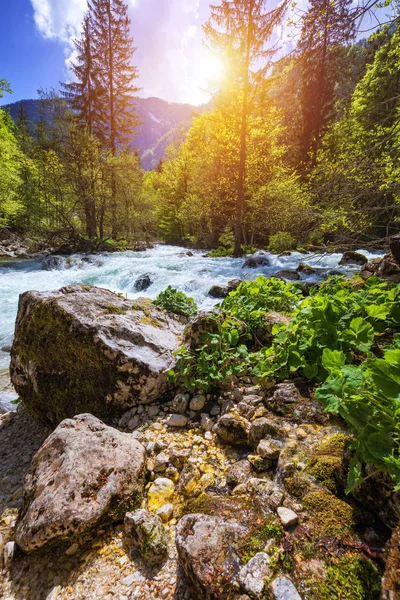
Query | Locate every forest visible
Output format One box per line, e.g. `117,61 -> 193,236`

1,0 -> 400,255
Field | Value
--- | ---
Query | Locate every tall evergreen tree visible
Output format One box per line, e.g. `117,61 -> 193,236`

297,0 -> 356,166
204,0 -> 286,256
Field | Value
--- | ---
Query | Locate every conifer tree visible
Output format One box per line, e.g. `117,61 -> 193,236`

204,0 -> 286,256
297,0 -> 355,166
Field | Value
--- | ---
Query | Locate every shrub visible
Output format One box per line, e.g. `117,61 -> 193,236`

154,286 -> 198,317
268,231 -> 296,254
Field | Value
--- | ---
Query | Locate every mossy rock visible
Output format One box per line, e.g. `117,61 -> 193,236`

306,433 -> 351,494
312,553 -> 382,600
303,489 -> 355,537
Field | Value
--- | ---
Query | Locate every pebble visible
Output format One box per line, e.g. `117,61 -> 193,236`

65,542 -> 79,556
277,507 -> 299,527
190,395 -> 206,411
166,415 -> 188,428
156,504 -> 174,523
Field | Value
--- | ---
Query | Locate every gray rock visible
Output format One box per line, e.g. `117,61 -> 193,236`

172,393 -> 190,414
170,447 -> 190,470
339,251 -> 368,267
154,452 -> 169,473
269,576 -> 302,600
277,507 -> 299,528
176,514 -> 246,599
242,253 -> 270,269
190,395 -> 206,412
200,413 -> 213,432
124,509 -> 168,565
274,270 -> 300,281
3,541 -> 16,568
215,413 -> 250,446
10,286 -> 185,426
156,504 -> 174,523
208,285 -> 229,299
239,553 -> 272,598
15,414 -> 146,552
167,414 -> 188,428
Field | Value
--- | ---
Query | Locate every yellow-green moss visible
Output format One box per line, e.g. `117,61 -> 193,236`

312,554 -> 382,600
307,434 -> 351,493
303,489 -> 354,537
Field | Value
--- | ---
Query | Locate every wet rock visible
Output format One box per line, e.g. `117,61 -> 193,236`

228,279 -> 242,290
277,507 -> 299,528
208,285 -> 229,299
266,383 -> 328,424
339,251 -> 368,266
269,576 -> 302,600
11,286 -> 185,425
15,414 -> 146,552
247,455 -> 272,473
242,253 -> 270,269
274,270 -> 300,282
257,439 -> 282,463
249,418 -> 285,447
226,460 -> 253,487
124,509 -> 168,565
239,552 -> 272,598
215,413 -> 250,446
41,255 -> 65,271
297,264 -> 316,275
306,433 -> 351,494
178,464 -> 214,499
134,274 -> 153,292
148,477 -> 175,512
176,513 -> 246,599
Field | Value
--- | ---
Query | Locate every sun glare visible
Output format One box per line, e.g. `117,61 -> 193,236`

188,51 -> 224,105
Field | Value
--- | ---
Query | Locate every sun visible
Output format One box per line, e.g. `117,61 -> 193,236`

188,51 -> 224,105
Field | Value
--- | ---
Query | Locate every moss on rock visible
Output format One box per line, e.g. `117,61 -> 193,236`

303,489 -> 354,537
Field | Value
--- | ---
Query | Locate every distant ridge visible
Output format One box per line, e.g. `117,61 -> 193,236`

4,97 -> 208,171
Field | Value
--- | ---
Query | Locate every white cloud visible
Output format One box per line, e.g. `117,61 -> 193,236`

30,0 -> 88,41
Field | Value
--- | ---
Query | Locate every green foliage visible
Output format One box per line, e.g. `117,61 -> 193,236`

315,554 -> 382,600
154,286 -> 198,317
257,276 -> 400,382
221,276 -> 302,331
316,342 -> 400,492
170,313 -> 248,392
268,231 -> 296,254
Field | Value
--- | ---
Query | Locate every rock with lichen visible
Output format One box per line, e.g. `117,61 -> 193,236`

215,413 -> 250,446
124,509 -> 168,565
10,285 -> 185,425
15,414 -> 146,552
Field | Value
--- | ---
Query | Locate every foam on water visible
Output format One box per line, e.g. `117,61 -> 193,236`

0,244 -> 382,375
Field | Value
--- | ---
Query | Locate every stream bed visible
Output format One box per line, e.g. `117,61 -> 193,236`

0,244 -> 382,412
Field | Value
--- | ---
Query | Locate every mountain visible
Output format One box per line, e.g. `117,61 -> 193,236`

3,96 -> 206,171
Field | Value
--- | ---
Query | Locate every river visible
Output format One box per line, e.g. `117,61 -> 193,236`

0,244 -> 382,412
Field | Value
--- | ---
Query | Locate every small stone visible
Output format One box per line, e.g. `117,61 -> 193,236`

269,576 -> 302,600
3,541 -> 16,567
121,574 -> 136,587
296,428 -> 307,440
215,413 -> 250,446
210,405 -> 220,416
226,460 -> 253,487
201,414 -> 213,432
247,455 -> 272,472
277,507 -> 299,527
257,439 -> 281,462
172,393 -> 189,415
190,395 -> 206,411
154,452 -> 169,473
147,405 -> 159,418
239,552 -> 272,598
147,478 -> 175,512
167,414 -> 188,428
170,447 -> 190,470
65,542 -> 79,556
156,504 -> 174,523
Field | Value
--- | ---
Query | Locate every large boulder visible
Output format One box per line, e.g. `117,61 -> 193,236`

15,414 -> 146,552
339,251 -> 368,266
134,273 -> 153,292
176,513 -> 246,599
360,254 -> 400,283
10,285 -> 185,425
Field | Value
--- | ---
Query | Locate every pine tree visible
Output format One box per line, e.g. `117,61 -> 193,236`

297,0 -> 356,166
61,14 -> 99,135
204,0 -> 286,256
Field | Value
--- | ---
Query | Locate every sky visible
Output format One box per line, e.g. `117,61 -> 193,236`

0,0 -> 229,107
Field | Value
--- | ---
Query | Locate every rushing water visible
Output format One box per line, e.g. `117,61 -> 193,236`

0,244 -> 382,412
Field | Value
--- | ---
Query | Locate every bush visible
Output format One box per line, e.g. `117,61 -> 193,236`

154,286 -> 198,317
268,232 -> 296,254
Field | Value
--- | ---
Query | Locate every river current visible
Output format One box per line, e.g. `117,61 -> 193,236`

0,244 -> 382,412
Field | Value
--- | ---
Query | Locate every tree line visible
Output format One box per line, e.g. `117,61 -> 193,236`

1,0 -> 399,254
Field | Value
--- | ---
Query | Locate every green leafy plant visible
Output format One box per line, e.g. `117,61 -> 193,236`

169,313 -> 249,391
256,276 -> 400,382
221,276 -> 302,332
268,231 -> 296,254
154,286 -> 198,317
316,343 -> 400,492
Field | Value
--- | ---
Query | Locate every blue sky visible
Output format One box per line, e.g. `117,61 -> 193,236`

0,0 -> 223,107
